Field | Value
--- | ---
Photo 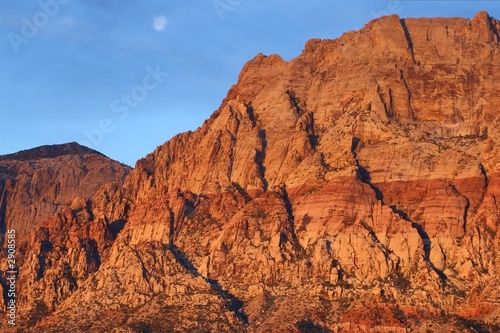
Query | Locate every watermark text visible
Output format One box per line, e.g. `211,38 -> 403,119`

81,65 -> 169,149
7,0 -> 71,54
213,0 -> 244,21
6,229 -> 17,326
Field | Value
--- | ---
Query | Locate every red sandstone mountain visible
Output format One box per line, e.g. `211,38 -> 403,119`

0,143 -> 130,328
2,11 -> 500,333
0,142 -> 130,242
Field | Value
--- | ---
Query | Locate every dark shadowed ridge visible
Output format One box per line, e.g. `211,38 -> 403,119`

0,142 -> 105,161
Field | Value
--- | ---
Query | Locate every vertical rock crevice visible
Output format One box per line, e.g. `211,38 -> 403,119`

286,90 -> 319,150
360,220 -> 394,259
278,185 -> 304,256
479,163 -> 489,187
477,163 -> 490,210
256,129 -> 268,192
448,182 -> 471,233
400,18 -> 416,63
376,84 -> 392,119
302,112 -> 319,150
351,138 -> 383,201
168,207 -> 175,245
286,90 -> 305,118
245,102 -> 257,128
399,69 -> 415,120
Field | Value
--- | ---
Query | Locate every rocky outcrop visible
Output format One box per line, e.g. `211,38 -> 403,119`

0,142 -> 130,243
3,12 -> 500,333
0,143 -> 131,328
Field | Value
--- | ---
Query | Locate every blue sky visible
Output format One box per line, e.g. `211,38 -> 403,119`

1,1 -> 499,166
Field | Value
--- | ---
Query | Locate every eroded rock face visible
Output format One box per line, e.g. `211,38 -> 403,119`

3,12 -> 500,333
0,143 -> 131,327
0,142 -> 130,243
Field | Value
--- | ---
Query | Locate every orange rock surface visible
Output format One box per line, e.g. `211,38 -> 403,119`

2,12 -> 500,333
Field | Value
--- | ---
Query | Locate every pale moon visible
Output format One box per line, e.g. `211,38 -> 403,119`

153,16 -> 167,31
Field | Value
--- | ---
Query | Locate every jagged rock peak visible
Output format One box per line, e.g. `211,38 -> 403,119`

0,142 -> 104,161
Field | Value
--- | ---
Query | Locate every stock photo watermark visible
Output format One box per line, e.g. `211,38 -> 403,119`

213,0 -> 244,21
372,1 -> 403,18
81,65 -> 169,149
7,0 -> 71,54
6,229 -> 17,326
351,1 -> 403,31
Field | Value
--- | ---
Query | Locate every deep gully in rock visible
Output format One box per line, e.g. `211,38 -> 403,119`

477,163 -> 490,212
351,137 -> 448,284
243,101 -> 268,192
165,209 -> 249,324
448,182 -> 471,234
278,185 -> 306,257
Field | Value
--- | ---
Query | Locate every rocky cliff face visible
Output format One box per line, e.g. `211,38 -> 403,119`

0,142 -> 131,327
3,12 -> 500,333
0,142 -> 130,242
